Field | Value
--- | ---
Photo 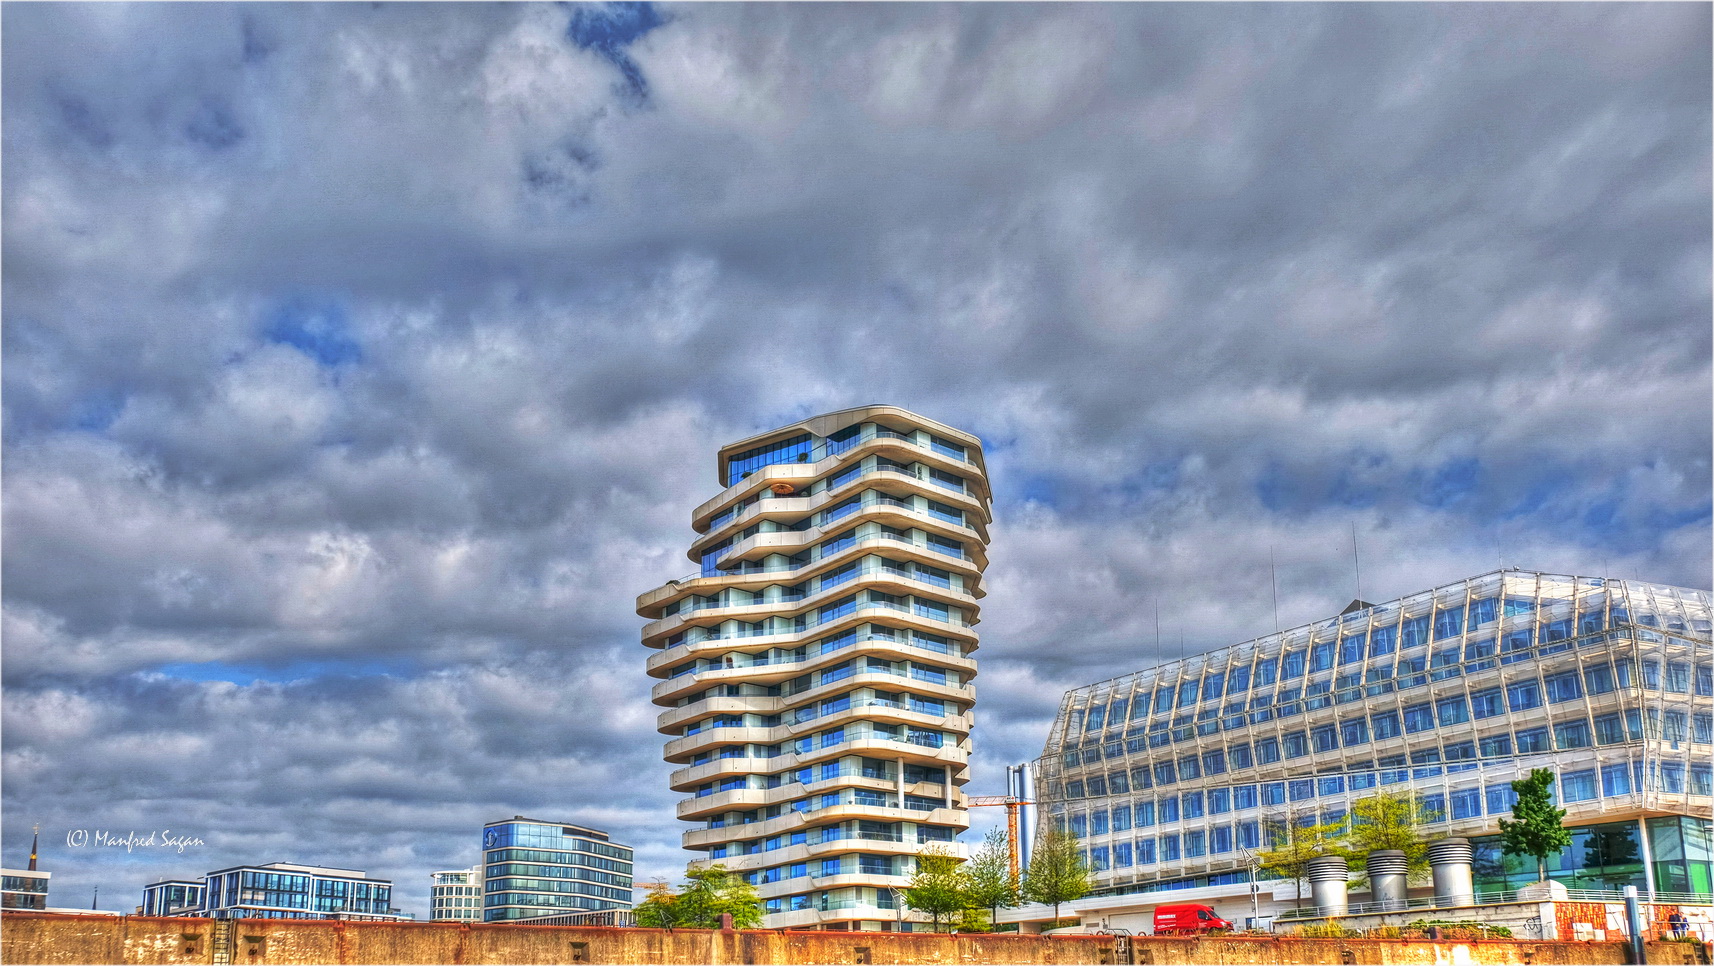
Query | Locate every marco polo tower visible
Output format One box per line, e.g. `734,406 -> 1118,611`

638,406 -> 992,931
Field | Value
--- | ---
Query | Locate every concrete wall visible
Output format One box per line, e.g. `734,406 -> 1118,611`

4,913 -> 1710,966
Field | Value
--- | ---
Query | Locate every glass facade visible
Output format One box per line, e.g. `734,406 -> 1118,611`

140,880 -> 205,917
2,871 -> 49,910
481,819 -> 634,921
641,407 -> 993,930
200,863 -> 402,920
1037,572 -> 1712,900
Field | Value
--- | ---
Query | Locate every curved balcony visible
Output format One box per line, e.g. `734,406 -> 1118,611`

639,533 -> 986,616
689,468 -> 990,559
661,691 -> 971,740
639,569 -> 979,645
647,630 -> 978,690
692,429 -> 991,532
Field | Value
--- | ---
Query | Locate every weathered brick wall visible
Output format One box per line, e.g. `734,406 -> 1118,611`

4,913 -> 1709,965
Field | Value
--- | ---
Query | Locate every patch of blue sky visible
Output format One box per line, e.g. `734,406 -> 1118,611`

1410,457 -> 1481,509
184,100 -> 244,151
1643,499 -> 1712,533
1014,473 -> 1059,506
263,298 -> 361,367
71,389 -> 125,433
151,656 -> 418,686
565,2 -> 665,97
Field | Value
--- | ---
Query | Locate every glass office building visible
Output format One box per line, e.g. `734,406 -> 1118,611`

1037,571 -> 1713,907
140,879 -> 205,917
481,817 -> 633,921
638,406 -> 993,930
429,867 -> 483,922
1,869 -> 49,911
199,863 -> 405,920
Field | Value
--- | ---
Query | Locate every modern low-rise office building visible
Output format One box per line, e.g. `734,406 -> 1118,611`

429,866 -> 483,922
481,817 -> 633,921
1023,570 -> 1712,930
198,863 -> 406,920
1,869 -> 49,911
139,879 -> 205,917
638,406 -> 993,930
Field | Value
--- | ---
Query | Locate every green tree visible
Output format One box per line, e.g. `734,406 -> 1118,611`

632,880 -> 682,929
1257,810 -> 1347,909
961,828 -> 1019,928
1022,823 -> 1090,923
652,864 -> 762,929
1499,768 -> 1572,883
1340,790 -> 1440,883
904,845 -> 966,932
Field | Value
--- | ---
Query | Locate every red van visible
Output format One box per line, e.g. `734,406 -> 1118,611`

1152,903 -> 1233,935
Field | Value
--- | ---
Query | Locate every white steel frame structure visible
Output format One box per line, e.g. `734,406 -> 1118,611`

1036,571 -> 1713,905
639,406 -> 993,931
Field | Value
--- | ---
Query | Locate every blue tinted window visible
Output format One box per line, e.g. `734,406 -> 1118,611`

1560,770 -> 1596,803
1310,642 -> 1335,672
1372,711 -> 1401,739
1282,650 -> 1307,679
1254,657 -> 1279,687
1470,688 -> 1503,718
1403,704 -> 1434,733
1501,628 -> 1534,665
726,434 -> 814,485
1544,671 -> 1582,703
1369,625 -> 1398,656
1516,727 -> 1549,753
1468,597 -> 1499,626
1506,680 -> 1542,712
1401,615 -> 1430,648
1339,635 -> 1365,665
1433,607 -> 1464,640
1178,679 -> 1200,707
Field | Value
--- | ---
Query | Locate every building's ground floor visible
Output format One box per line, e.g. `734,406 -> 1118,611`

998,814 -> 1712,934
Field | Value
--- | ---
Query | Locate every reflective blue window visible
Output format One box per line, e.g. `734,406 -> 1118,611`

1434,607 -> 1464,640
1401,615 -> 1430,648
1403,703 -> 1434,733
1339,635 -> 1365,665
1369,625 -> 1398,656
726,434 -> 814,485
1560,770 -> 1597,803
1310,642 -> 1336,672
1506,679 -> 1542,711
1228,664 -> 1251,692
1515,727 -> 1549,753
1372,711 -> 1401,739
1468,597 -> 1499,627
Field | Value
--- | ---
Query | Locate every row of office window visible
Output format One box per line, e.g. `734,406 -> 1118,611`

1061,658 -> 1709,769
1074,641 -> 1711,743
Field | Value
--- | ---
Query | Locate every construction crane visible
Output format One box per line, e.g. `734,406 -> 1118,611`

967,795 -> 1033,882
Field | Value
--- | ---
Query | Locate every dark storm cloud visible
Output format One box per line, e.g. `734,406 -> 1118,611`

4,2 -> 1707,914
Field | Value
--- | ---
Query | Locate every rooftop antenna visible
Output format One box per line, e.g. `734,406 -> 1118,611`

1154,602 -> 1160,652
1270,547 -> 1281,633
1351,523 -> 1363,604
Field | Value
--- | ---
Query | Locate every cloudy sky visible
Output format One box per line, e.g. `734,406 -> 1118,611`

3,2 -> 1709,919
